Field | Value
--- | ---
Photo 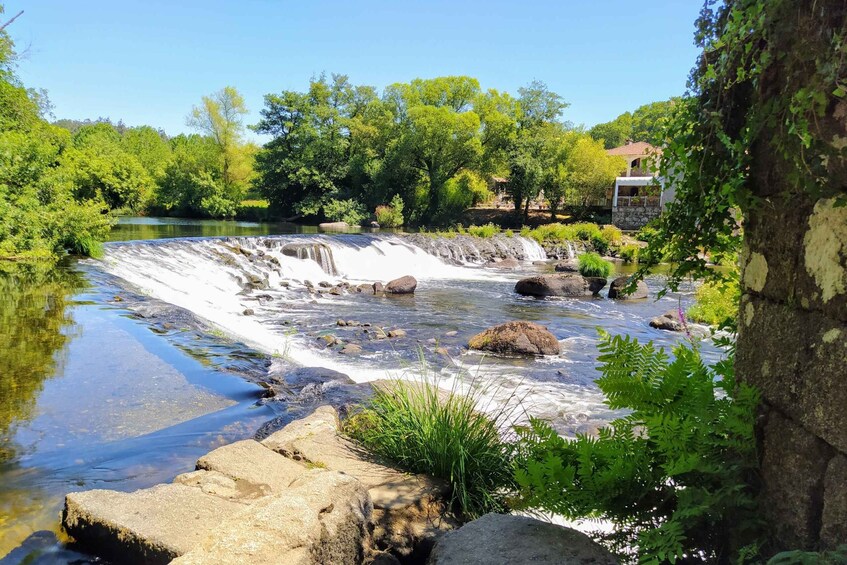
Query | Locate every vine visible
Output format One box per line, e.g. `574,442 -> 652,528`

638,0 -> 847,291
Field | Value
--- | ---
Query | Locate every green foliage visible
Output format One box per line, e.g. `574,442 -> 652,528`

769,546 -> 847,564
374,194 -> 405,227
466,223 -> 500,238
323,198 -> 367,225
346,377 -> 514,520
619,244 -> 640,263
513,331 -> 762,563
687,275 -> 741,329
589,99 -> 679,148
577,252 -> 613,278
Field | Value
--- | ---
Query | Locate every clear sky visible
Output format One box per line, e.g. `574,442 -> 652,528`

7,1 -> 702,138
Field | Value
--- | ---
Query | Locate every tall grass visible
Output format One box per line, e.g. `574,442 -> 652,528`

345,374 -> 516,520
687,278 -> 740,328
578,252 -> 613,278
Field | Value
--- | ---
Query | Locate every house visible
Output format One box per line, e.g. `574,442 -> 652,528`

606,141 -> 675,229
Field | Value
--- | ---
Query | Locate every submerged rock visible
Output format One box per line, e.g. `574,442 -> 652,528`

650,309 -> 685,332
340,344 -> 363,355
427,513 -> 618,565
485,257 -> 521,270
386,275 -> 417,294
608,276 -> 649,300
318,221 -> 350,231
514,274 -> 606,297
468,321 -> 560,356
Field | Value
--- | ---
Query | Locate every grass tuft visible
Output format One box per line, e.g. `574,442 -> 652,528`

578,252 -> 613,278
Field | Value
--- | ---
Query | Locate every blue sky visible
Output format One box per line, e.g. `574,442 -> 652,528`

8,1 -> 702,138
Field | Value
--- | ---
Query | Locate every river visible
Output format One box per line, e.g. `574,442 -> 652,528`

0,217 -> 718,563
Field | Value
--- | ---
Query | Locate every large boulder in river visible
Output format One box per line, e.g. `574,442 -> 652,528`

468,321 -> 560,356
514,274 -> 606,297
650,309 -> 685,331
608,276 -> 649,300
386,275 -> 417,294
427,513 -> 618,565
554,259 -> 579,272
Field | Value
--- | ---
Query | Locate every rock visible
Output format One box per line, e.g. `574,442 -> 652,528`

281,367 -> 354,390
337,319 -> 348,326
347,320 -> 360,327
608,276 -> 649,300
262,406 -> 454,558
386,275 -> 417,295
370,221 -> 380,228
373,282 -> 385,294
649,309 -> 685,332
319,281 -> 332,288
388,329 -> 407,338
320,334 -> 338,346
194,440 -> 308,496
319,221 -> 350,231
427,513 -> 618,565
357,284 -> 372,293
514,274 -> 606,297
435,347 -> 449,356
62,483 -> 248,564
444,331 -> 458,337
485,257 -> 521,270
340,344 -> 363,355
171,470 -> 372,565
330,287 -> 344,296
554,260 -> 579,272
468,321 -> 560,356
242,308 -> 255,316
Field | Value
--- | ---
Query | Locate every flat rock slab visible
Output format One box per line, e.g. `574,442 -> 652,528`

427,513 -> 619,564
63,483 -> 248,564
195,439 -> 307,496
171,470 -> 371,565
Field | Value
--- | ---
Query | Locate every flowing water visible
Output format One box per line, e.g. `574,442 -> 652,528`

0,217 -> 720,562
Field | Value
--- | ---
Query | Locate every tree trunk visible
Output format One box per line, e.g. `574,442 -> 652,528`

734,0 -> 847,552
522,196 -> 531,225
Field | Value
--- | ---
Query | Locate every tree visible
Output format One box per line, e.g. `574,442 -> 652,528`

121,125 -> 171,178
187,86 -> 250,192
588,112 -> 632,149
547,134 -> 626,212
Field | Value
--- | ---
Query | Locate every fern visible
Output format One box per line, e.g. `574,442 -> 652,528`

513,331 -> 762,564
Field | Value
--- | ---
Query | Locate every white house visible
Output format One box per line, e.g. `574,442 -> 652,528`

606,141 -> 675,229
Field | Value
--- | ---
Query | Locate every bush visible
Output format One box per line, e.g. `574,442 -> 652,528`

578,252 -> 613,278
687,277 -> 740,329
512,331 -> 762,563
375,194 -> 405,227
323,198 -> 367,225
601,225 -> 623,246
345,378 -> 514,520
619,244 -> 640,263
466,223 -> 500,238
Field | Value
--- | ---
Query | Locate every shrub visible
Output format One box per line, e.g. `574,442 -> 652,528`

345,377 -> 514,520
578,252 -> 613,278
619,244 -> 640,263
600,225 -> 623,246
512,331 -> 762,563
375,194 -> 405,227
687,276 -> 741,329
466,223 -> 500,238
590,233 -> 609,255
323,198 -> 367,225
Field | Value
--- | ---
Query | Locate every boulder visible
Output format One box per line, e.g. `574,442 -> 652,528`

340,344 -> 363,355
171,470 -> 372,565
514,274 -> 606,297
194,440 -> 309,496
388,329 -> 407,338
485,258 -> 521,270
370,221 -> 380,228
386,275 -> 417,295
554,260 -> 579,273
319,221 -> 350,231
261,406 -> 454,558
242,308 -> 255,316
468,321 -> 560,356
427,513 -> 618,565
373,282 -> 385,294
608,277 -> 649,300
649,309 -> 686,332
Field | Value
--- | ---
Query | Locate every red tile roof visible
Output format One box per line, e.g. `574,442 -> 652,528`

606,141 -> 659,156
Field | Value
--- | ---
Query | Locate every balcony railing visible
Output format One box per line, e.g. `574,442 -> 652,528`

615,195 -> 661,208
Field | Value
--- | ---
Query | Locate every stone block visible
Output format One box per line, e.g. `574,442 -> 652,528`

821,453 -> 847,548
195,439 -> 308,496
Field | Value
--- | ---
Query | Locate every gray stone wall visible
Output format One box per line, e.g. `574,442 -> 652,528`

736,194 -> 847,550
611,206 -> 662,230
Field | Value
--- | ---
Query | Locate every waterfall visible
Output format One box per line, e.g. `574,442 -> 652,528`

567,242 -> 576,260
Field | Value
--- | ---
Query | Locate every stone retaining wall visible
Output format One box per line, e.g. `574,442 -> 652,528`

611,206 -> 662,230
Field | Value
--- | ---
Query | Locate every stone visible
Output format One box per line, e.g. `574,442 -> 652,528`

171,470 -> 372,565
371,221 -> 381,228
262,406 -> 453,557
388,329 -> 407,338
485,257 -> 521,270
468,321 -> 560,356
320,334 -> 338,346
386,275 -> 417,294
341,344 -> 363,355
62,483 -> 248,564
435,347 -> 449,356
337,319 -> 348,326
608,276 -> 649,300
195,440 -> 308,496
427,513 -> 618,565
514,274 -> 606,297
281,367 -> 354,390
649,309 -> 685,332
759,410 -> 833,549
373,282 -> 385,294
242,308 -> 255,316
554,260 -> 579,272
319,221 -> 350,231
444,331 -> 458,337
821,454 -> 847,548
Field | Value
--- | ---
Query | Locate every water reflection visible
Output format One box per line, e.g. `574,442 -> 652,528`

0,262 -> 84,463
